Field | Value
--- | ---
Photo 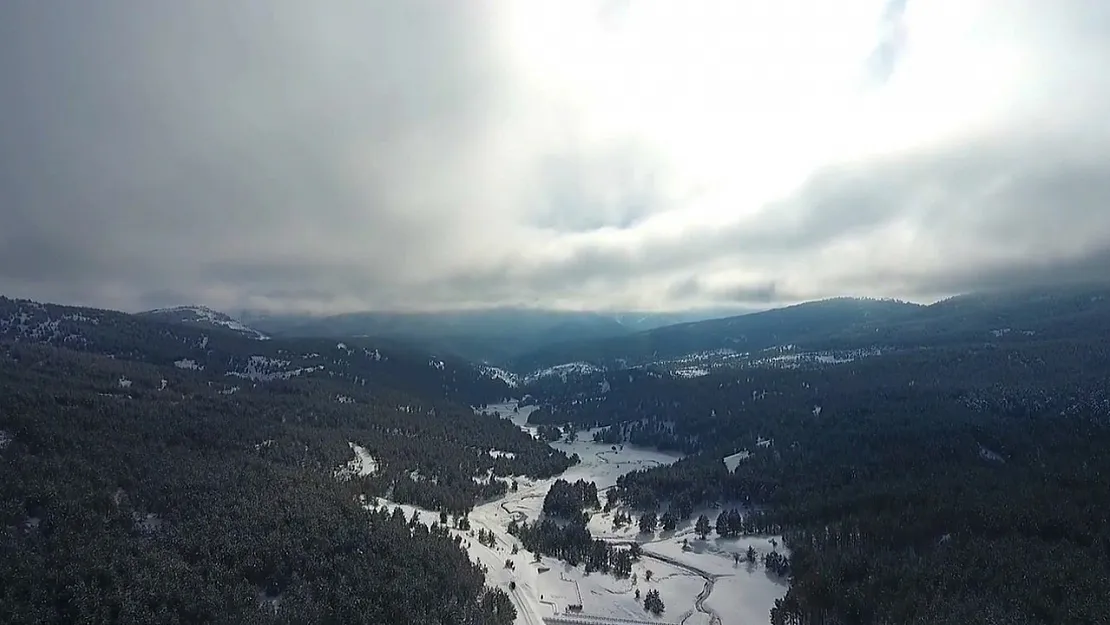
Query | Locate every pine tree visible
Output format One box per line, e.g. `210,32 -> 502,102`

695,514 -> 711,539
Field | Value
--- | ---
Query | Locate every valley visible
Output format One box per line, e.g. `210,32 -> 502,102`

367,401 -> 787,625
3,284 -> 1110,624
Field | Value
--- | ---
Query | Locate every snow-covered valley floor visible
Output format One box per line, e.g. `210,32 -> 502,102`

368,401 -> 787,625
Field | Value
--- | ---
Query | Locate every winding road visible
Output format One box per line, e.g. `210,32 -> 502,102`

609,542 -> 722,625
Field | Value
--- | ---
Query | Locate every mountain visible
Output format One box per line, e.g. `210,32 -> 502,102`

240,307 -> 750,364
136,305 -> 269,340
820,282 -> 1110,349
511,282 -> 1110,375
0,298 -> 578,623
511,297 -> 923,372
1,297 -> 513,407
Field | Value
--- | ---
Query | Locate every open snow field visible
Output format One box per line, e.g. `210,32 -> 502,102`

364,401 -> 787,625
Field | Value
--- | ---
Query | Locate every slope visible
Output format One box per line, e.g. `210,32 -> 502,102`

1,296 -> 513,408
137,304 -> 269,340
512,298 -> 922,372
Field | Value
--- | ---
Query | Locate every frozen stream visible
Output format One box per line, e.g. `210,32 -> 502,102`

369,401 -> 788,625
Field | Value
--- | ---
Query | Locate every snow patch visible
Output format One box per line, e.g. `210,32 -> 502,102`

118,377 -> 132,389
979,445 -> 1005,463
227,355 -> 322,381
524,362 -> 605,384
479,364 -> 519,387
145,305 -> 268,339
174,358 -> 203,370
334,442 -> 380,480
723,451 -> 751,472
673,367 -> 710,378
61,313 -> 99,324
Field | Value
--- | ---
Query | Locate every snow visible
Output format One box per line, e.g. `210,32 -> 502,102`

373,400 -> 787,625
174,358 -> 203,370
334,442 -> 380,480
723,451 -> 751,472
146,305 -> 269,339
61,313 -> 99,324
118,377 -> 132,389
489,450 -> 518,459
429,358 -> 446,370
481,365 -> 520,387
979,445 -> 1005,463
673,367 -> 710,378
336,395 -> 356,404
227,355 -> 323,381
159,379 -> 168,391
523,362 -> 605,384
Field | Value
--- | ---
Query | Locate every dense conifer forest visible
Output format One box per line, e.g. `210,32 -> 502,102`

4,287 -> 1110,623
0,339 -> 564,623
521,334 -> 1110,623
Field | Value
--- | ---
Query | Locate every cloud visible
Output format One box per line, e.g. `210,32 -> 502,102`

1,0 -> 1109,313
866,0 -> 910,85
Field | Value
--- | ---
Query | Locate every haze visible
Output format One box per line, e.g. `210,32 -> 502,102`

2,0 -> 1109,314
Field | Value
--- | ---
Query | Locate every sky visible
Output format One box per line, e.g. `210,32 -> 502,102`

2,0 -> 1109,314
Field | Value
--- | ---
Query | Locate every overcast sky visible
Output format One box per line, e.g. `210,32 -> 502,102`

2,1 -> 1109,313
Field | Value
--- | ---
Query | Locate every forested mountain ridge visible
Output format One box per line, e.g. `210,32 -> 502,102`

136,304 -> 270,340
1,296 -> 513,407
0,341 -> 545,623
511,297 -> 922,372
240,307 -> 747,365
510,283 -> 1110,374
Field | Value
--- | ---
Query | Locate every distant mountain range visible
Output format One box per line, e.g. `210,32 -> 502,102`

509,282 -> 1110,375
237,306 -> 755,364
8,281 -> 1109,385
0,297 -> 512,407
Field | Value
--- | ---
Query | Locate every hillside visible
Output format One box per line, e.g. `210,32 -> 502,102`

0,295 -> 615,623
512,297 -> 922,372
242,307 -> 746,364
136,305 -> 270,340
1,297 -> 513,408
517,320 -> 1110,623
511,283 -> 1110,375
